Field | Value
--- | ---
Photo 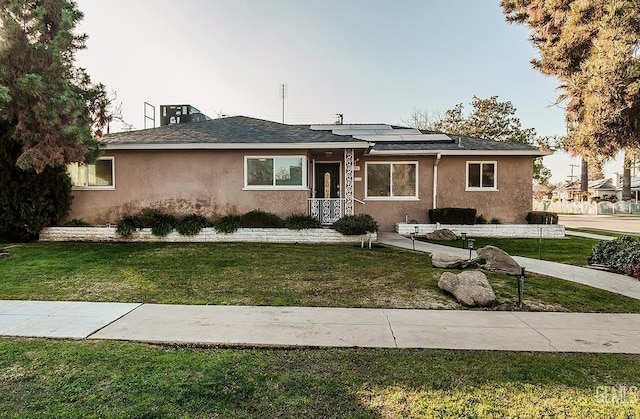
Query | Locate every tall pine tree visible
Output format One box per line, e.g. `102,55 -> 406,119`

0,0 -> 107,239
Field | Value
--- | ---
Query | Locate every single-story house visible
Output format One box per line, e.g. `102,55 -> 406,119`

65,116 -> 549,231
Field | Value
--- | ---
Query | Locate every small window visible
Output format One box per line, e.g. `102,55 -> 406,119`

245,156 -> 306,189
467,161 -> 496,190
68,157 -> 115,190
366,162 -> 418,199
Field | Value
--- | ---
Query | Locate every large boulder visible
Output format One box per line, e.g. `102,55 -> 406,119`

438,270 -> 497,307
431,252 -> 474,269
476,245 -> 521,276
425,229 -> 458,241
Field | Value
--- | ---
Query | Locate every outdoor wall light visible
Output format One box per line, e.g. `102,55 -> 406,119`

467,238 -> 476,260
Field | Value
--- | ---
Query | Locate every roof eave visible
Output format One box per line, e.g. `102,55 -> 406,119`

105,141 -> 371,151
367,149 -> 553,157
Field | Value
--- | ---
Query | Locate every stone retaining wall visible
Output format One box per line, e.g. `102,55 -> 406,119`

39,227 -> 377,244
395,223 -> 565,238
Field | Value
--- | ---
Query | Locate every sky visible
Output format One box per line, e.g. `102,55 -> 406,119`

73,0 -> 625,184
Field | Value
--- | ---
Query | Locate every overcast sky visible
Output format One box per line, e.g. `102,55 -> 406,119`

73,0 -> 625,183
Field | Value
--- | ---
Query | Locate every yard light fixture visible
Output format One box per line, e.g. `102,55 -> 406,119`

460,232 -> 467,248
467,238 -> 475,260
410,230 -> 416,251
517,267 -> 526,310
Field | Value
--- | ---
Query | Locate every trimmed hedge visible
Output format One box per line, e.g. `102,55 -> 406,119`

428,208 -> 476,225
526,211 -> 558,224
240,210 -> 285,228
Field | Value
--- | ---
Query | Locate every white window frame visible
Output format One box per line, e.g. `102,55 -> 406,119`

365,161 -> 419,201
70,157 -> 115,190
243,155 -> 308,190
466,161 -> 497,191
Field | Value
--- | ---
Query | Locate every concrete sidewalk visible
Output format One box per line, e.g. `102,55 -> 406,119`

2,300 -> 640,353
377,232 -> 640,301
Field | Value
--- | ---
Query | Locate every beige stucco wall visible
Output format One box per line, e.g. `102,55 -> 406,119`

65,149 -> 534,231
65,149 -> 311,224
352,155 -> 435,231
434,155 -> 534,224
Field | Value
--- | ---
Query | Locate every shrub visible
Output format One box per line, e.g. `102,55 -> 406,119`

215,214 -> 242,234
149,212 -> 177,237
116,215 -> 140,237
0,137 -> 72,241
590,235 -> 640,274
285,213 -> 321,230
240,210 -> 285,228
526,211 -> 558,224
475,214 -> 488,224
64,219 -> 91,227
176,214 -> 210,236
489,217 -> 501,224
428,208 -> 476,225
331,214 -> 378,235
115,209 -> 176,237
624,262 -> 640,279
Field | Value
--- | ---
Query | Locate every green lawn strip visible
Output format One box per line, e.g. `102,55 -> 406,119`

2,242 -> 640,312
566,227 -> 639,238
1,338 -> 638,418
420,235 -> 599,266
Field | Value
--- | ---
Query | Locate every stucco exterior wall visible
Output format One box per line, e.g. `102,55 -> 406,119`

352,155 -> 435,232
64,150 -> 534,231
65,149 -> 311,224
434,155 -> 534,224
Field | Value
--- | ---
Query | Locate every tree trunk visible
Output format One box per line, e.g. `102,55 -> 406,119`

622,150 -> 632,201
580,158 -> 589,201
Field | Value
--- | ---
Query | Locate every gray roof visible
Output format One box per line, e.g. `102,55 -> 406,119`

103,116 -> 547,156
105,116 -> 364,145
371,134 -> 542,153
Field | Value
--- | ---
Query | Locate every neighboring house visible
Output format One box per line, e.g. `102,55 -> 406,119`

615,176 -> 640,201
65,116 -> 549,231
553,178 -> 621,202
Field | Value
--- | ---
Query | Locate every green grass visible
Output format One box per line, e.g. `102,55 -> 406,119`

2,242 -> 640,313
421,235 -> 599,266
567,227 -> 640,238
1,338 -> 639,418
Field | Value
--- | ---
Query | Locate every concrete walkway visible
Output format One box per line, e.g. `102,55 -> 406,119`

2,300 -> 640,353
377,232 -> 640,301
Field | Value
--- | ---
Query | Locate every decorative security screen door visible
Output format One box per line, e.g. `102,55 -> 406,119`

313,163 -> 341,224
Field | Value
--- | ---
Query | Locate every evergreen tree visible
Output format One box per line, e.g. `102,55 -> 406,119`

0,0 -> 107,172
0,0 -> 107,239
502,0 -> 640,198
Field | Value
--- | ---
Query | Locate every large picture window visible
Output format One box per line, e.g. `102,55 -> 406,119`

68,157 -> 115,190
467,161 -> 497,190
366,162 -> 417,199
245,156 -> 306,189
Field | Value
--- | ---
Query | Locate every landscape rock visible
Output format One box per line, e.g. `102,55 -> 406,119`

425,229 -> 458,241
0,252 -> 8,259
438,270 -> 497,307
431,252 -> 474,269
476,245 -> 521,276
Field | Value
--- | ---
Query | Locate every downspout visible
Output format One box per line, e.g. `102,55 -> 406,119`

433,153 -> 442,210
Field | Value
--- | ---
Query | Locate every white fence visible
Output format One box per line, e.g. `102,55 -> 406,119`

534,200 -> 640,215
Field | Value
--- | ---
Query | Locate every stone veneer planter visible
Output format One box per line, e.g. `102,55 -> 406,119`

396,223 -> 565,239
39,227 -> 377,244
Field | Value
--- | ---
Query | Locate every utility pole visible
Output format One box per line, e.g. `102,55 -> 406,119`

568,164 -> 579,182
280,84 -> 287,124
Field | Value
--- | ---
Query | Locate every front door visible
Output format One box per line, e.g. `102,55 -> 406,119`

315,163 -> 340,199
313,163 -> 341,224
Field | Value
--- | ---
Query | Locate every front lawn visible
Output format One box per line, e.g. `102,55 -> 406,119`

1,338 -> 638,418
421,235 -> 598,266
2,242 -> 640,313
